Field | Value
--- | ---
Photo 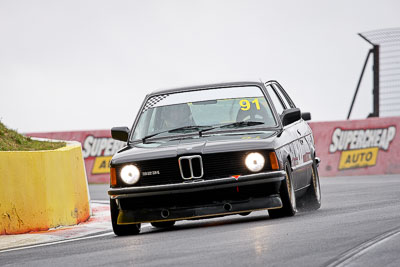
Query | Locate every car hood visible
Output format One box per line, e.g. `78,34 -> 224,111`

111,131 -> 279,165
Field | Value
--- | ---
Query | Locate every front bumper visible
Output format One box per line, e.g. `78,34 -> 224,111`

108,171 -> 286,224
117,195 -> 283,224
108,170 -> 286,199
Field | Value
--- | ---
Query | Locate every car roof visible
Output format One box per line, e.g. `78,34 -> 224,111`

149,81 -> 270,96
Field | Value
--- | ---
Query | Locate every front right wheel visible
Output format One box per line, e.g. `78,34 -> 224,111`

268,162 -> 297,219
110,199 -> 141,236
299,161 -> 321,211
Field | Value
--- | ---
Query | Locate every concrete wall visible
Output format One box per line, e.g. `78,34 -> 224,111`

27,130 -> 123,184
0,143 -> 90,234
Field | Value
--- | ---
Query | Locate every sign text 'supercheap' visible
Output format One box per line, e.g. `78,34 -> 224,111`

82,136 -> 125,174
329,126 -> 396,170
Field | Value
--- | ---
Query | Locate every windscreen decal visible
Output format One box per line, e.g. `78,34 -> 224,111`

143,94 -> 169,112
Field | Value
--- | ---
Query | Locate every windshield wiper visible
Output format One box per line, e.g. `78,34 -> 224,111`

142,125 -> 212,143
199,121 -> 265,136
199,125 -> 220,136
168,125 -> 208,133
219,121 -> 265,128
142,122 -> 265,142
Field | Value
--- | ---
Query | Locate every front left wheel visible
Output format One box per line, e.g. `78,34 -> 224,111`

110,199 -> 141,236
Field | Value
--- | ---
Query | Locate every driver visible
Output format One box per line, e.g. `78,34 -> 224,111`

160,103 -> 195,130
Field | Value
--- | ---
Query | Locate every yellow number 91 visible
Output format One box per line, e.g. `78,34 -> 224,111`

240,98 -> 261,111
240,99 -> 251,110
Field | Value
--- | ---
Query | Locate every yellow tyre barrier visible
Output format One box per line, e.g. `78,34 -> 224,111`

0,143 -> 90,234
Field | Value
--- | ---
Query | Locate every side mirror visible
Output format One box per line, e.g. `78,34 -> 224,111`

111,127 -> 130,142
301,112 -> 311,121
281,108 -> 301,126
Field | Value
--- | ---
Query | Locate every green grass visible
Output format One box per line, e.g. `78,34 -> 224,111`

0,121 -> 66,151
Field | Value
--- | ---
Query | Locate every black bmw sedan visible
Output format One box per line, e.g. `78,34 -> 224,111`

108,81 -> 321,236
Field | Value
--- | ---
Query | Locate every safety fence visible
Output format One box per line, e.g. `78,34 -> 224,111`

361,28 -> 400,117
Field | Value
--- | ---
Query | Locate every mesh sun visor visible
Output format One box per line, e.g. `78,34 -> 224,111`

143,94 -> 169,112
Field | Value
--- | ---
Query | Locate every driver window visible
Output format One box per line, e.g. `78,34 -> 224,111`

266,85 -> 285,115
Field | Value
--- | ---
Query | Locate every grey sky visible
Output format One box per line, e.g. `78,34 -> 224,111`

1,0 -> 399,133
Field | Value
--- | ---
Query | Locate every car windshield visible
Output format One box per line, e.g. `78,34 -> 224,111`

131,86 -> 277,141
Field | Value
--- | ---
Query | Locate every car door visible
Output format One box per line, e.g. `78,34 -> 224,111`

265,84 -> 304,190
272,83 -> 312,189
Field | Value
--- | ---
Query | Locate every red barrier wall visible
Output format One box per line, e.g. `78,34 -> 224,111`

309,116 -> 399,177
27,116 -> 400,182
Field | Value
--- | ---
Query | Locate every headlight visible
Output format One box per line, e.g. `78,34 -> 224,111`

120,165 -> 140,185
245,152 -> 265,172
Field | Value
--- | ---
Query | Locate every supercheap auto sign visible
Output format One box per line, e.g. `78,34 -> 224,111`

82,135 -> 125,174
310,117 -> 400,177
329,126 -> 396,170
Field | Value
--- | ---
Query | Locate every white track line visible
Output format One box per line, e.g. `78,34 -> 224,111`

0,224 -> 153,254
326,227 -> 400,267
0,232 -> 114,254
0,201 -> 150,254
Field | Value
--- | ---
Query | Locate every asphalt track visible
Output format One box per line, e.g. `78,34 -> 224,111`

1,175 -> 399,267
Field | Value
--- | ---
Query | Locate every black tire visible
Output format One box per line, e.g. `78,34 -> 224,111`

110,199 -> 141,236
151,221 -> 176,228
299,162 -> 321,211
268,162 -> 297,219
